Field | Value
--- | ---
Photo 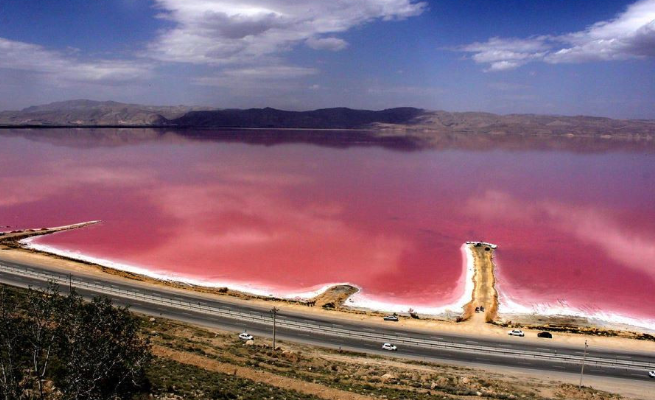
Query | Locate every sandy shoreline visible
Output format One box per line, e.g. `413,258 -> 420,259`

2,223 -> 654,349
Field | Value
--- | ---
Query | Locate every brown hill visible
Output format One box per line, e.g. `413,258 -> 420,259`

0,100 -> 207,126
390,111 -> 655,138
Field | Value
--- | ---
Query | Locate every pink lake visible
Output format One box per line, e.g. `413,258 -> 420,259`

0,130 -> 654,328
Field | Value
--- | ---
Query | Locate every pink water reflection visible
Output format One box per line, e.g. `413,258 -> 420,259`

0,132 -> 654,326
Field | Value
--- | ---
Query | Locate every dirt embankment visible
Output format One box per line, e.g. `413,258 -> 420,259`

311,285 -> 359,309
461,243 -> 499,324
0,221 -> 100,244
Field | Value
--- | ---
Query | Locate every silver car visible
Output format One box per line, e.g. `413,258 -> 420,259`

382,343 -> 397,351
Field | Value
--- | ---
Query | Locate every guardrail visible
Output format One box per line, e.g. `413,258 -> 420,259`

1,262 -> 653,372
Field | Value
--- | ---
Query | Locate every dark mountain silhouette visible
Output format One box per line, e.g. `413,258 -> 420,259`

165,107 -> 424,129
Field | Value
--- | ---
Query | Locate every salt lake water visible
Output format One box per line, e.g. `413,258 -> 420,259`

1,129 -> 653,329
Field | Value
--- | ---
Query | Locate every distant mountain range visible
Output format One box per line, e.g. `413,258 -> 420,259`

0,100 -> 208,126
1,100 -> 653,140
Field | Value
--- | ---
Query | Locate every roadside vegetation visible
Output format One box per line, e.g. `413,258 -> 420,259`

0,284 -> 149,400
0,284 -> 630,400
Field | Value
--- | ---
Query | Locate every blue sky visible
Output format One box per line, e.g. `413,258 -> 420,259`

0,0 -> 653,118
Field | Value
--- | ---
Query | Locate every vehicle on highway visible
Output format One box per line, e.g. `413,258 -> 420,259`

537,332 -> 553,338
238,332 -> 254,341
383,315 -> 399,321
381,343 -> 397,351
649,370 -> 655,378
508,329 -> 525,337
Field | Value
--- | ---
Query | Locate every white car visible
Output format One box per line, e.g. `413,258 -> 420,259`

381,343 -> 397,351
239,332 -> 254,341
508,329 -> 525,337
649,370 -> 655,378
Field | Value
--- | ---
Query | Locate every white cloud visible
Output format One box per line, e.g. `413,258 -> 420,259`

487,82 -> 532,91
462,0 -> 655,71
461,37 -> 550,71
148,0 -> 426,65
0,0 -> 426,102
0,37 -> 151,84
306,37 -> 349,51
193,65 -> 318,87
367,85 -> 444,96
222,65 -> 318,79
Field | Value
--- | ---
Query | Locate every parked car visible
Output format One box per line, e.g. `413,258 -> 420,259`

383,315 -> 399,321
508,329 -> 525,337
381,343 -> 397,351
649,370 -> 655,378
238,332 -> 254,341
537,332 -> 553,338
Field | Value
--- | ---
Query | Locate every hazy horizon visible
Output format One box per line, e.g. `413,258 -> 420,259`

1,0 -> 654,118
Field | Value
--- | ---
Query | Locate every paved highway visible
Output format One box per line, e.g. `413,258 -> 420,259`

0,258 -> 653,383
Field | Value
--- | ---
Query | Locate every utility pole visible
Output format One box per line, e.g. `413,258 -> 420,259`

579,340 -> 588,388
271,306 -> 279,350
